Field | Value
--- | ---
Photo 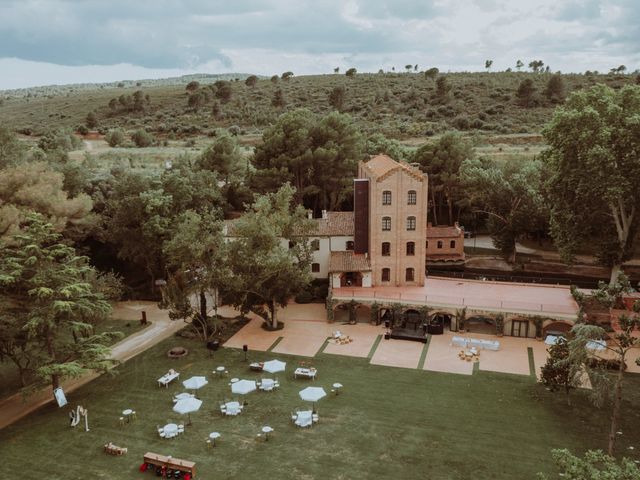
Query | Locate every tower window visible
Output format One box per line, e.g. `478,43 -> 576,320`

311,263 -> 320,273
407,190 -> 417,205
382,242 -> 391,256
437,240 -> 443,249
406,216 -> 416,231
450,240 -> 456,249
382,268 -> 390,282
382,217 -> 391,231
406,242 -> 415,256
406,268 -> 415,282
382,190 -> 392,205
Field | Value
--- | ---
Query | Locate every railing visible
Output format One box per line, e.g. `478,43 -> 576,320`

331,289 -> 578,317
427,269 -> 605,289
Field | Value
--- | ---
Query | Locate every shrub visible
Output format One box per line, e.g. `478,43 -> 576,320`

131,128 -> 154,147
105,128 -> 126,147
294,291 -> 314,304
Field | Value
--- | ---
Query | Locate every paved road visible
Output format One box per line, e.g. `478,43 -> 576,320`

0,302 -> 185,431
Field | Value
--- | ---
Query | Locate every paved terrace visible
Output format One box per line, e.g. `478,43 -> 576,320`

332,277 -> 579,320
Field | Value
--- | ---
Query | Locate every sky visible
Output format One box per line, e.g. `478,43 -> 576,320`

0,0 -> 638,90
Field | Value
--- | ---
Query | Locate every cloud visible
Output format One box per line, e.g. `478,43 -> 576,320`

0,0 -> 638,89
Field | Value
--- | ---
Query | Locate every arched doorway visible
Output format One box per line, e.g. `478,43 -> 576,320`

431,312 -> 453,332
466,315 -> 496,335
333,303 -> 350,323
543,321 -> 573,337
355,304 -> 371,324
340,272 -> 363,287
402,309 -> 422,330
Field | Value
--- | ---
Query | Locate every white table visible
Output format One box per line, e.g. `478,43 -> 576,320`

261,426 -> 273,440
224,401 -> 241,416
216,366 -> 226,374
157,371 -> 180,387
122,409 -> 133,423
163,423 -> 178,438
295,410 -> 313,428
209,432 -> 221,446
260,379 -> 275,391
294,368 -> 317,379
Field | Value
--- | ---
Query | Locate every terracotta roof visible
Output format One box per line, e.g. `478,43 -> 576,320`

329,251 -> 371,272
224,211 -> 354,237
314,212 -> 354,236
427,253 -> 466,263
426,224 -> 463,238
362,154 -> 425,182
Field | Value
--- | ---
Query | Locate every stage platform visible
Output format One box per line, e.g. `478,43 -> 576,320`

387,327 -> 428,343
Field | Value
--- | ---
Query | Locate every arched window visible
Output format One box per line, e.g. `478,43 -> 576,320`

406,268 -> 415,282
437,240 -> 443,249
406,242 -> 415,256
311,239 -> 320,251
382,268 -> 391,282
382,190 -> 392,205
450,240 -> 456,249
311,263 -> 320,273
406,216 -> 416,231
382,242 -> 391,256
346,240 -> 354,250
382,217 -> 391,231
407,190 -> 417,205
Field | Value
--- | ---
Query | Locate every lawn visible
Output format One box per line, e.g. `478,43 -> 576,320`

1,335 -> 640,479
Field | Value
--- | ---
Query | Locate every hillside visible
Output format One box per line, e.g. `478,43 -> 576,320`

0,72 -> 635,139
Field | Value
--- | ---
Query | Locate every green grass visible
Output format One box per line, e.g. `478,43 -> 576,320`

0,318 -> 145,399
2,335 -> 640,479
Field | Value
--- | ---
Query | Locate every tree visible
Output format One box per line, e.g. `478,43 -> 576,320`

461,157 -> 548,262
187,92 -> 205,112
281,71 -> 294,81
568,309 -> 640,456
328,86 -> 346,110
345,67 -> 357,78
214,81 -> 233,103
185,80 -> 200,92
435,75 -> 450,101
245,75 -> 258,88
544,74 -> 565,103
539,337 -> 581,405
516,78 -> 537,107
405,64 -> 413,73
529,60 -> 544,73
414,64 -> 418,72
162,210 -> 229,341
224,184 -> 314,329
0,162 -> 94,241
333,67 -> 339,74
271,89 -> 286,108
252,109 -> 363,211
413,132 -> 473,225
485,59 -> 493,72
85,112 -> 98,129
537,449 -> 640,480
270,75 -> 279,84
516,59 -> 524,71
541,84 -> 640,284
0,126 -> 26,168
0,214 -> 119,392
424,67 -> 439,79
196,133 -> 244,183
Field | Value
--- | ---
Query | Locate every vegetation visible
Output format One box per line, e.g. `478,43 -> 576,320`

538,449 -> 640,480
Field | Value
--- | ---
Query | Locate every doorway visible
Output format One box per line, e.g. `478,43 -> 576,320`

511,320 -> 530,338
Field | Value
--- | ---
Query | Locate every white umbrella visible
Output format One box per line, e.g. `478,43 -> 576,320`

183,376 -> 208,393
586,340 -> 607,351
544,335 -> 560,346
263,360 -> 286,374
231,379 -> 256,395
299,386 -> 327,408
173,397 -> 203,425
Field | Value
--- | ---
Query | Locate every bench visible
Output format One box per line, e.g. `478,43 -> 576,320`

144,452 -> 196,478
104,442 -> 127,455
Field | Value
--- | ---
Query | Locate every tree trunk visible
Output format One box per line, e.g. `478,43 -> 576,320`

46,330 -> 59,391
510,238 -> 517,264
199,289 -> 207,321
270,300 -> 278,330
447,194 -> 453,226
607,355 -> 625,456
609,263 -> 622,287
430,187 -> 438,225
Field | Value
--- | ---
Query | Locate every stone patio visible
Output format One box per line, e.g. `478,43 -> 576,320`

370,338 -> 424,369
423,333 -> 474,375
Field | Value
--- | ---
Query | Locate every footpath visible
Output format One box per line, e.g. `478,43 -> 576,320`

0,301 -> 185,431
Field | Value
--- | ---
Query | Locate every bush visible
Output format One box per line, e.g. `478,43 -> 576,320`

105,128 -> 126,147
294,291 -> 314,304
131,128 -> 154,147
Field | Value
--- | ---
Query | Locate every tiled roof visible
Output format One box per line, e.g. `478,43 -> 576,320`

314,211 -> 354,236
362,154 -> 425,182
426,224 -> 463,238
427,253 -> 466,263
329,251 -> 371,272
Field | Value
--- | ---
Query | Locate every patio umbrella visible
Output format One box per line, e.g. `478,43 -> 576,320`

299,386 -> 326,409
544,335 -> 560,346
263,359 -> 286,374
231,379 -> 256,395
586,340 -> 607,351
182,376 -> 208,394
173,397 -> 203,425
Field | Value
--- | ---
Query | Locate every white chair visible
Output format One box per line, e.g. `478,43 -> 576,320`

312,414 -> 319,423
159,431 -> 166,438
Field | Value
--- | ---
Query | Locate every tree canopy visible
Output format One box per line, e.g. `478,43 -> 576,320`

542,84 -> 640,284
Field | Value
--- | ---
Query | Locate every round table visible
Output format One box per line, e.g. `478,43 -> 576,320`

163,423 -> 178,437
209,432 -> 221,446
122,409 -> 133,416
261,426 -> 273,440
230,378 -> 239,383
216,366 -> 225,373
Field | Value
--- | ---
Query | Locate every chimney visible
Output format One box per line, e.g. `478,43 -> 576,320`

321,210 -> 328,219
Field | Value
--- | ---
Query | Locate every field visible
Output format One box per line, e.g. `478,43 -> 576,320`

2,335 -> 640,479
1,72 -> 635,139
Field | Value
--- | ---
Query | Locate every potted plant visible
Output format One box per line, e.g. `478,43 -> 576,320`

533,316 -> 544,340
456,308 -> 467,333
495,313 -> 505,337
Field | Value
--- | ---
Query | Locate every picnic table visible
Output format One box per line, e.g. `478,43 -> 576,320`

158,370 -> 180,388
294,367 -> 317,380
259,378 -> 278,391
294,410 -> 313,428
222,401 -> 242,416
143,452 -> 196,478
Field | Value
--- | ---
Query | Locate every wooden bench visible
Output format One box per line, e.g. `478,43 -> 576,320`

144,452 -> 196,478
104,442 -> 127,455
